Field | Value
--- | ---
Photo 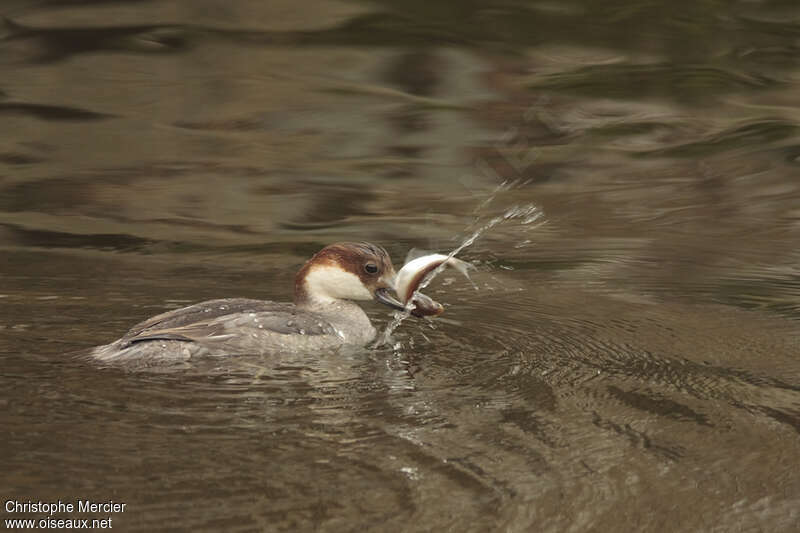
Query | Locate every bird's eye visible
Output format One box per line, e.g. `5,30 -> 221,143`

364,263 -> 379,274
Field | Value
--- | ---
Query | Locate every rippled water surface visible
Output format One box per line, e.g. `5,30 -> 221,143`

2,1 -> 800,531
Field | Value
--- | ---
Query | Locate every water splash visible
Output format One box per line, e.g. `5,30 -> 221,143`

470,177 -> 537,215
375,203 -> 545,347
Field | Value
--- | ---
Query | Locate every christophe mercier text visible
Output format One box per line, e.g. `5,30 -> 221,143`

5,500 -> 126,529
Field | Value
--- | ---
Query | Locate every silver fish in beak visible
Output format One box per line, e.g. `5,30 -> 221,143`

393,253 -> 473,317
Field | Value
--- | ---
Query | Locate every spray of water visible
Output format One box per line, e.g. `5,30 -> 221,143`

375,203 -> 545,347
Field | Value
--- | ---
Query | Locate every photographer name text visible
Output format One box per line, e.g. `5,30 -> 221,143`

4,499 -> 126,529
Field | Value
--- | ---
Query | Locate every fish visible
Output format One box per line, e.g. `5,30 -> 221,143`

394,253 -> 474,317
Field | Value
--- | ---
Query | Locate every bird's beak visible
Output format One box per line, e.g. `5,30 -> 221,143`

373,269 -> 405,311
374,287 -> 406,311
373,271 -> 405,311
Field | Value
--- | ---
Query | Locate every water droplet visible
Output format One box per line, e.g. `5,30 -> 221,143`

400,466 -> 420,480
286,320 -> 294,327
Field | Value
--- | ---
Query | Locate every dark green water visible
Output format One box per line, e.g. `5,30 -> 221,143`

1,1 -> 799,531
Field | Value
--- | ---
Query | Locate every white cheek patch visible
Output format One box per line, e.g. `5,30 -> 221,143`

304,266 -> 372,303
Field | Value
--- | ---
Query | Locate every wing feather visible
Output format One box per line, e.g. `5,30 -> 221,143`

118,298 -> 333,348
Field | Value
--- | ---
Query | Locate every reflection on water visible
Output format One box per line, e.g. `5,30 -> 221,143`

2,0 -> 800,531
